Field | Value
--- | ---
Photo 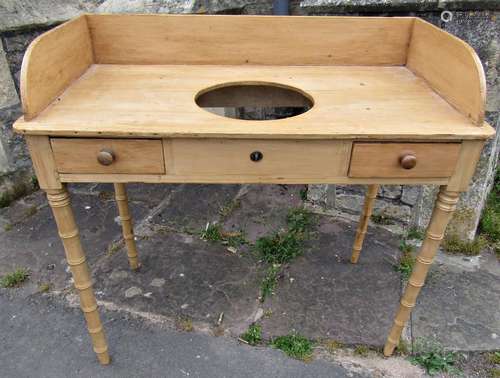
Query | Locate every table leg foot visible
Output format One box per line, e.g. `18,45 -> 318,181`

46,187 -> 110,365
351,184 -> 379,264
114,183 -> 140,270
383,186 -> 458,356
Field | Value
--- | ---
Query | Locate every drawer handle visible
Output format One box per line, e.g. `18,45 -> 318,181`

399,152 -> 417,170
97,148 -> 115,166
250,151 -> 263,162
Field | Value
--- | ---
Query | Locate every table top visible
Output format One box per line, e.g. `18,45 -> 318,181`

14,64 -> 494,140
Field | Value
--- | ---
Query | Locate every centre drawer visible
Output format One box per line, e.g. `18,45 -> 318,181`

167,139 -> 351,179
51,138 -> 165,174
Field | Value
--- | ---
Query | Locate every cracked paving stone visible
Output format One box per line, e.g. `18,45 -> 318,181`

152,184 -> 241,231
223,184 -> 306,242
93,229 -> 263,336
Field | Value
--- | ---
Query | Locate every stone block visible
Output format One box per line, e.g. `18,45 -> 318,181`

97,0 -> 196,13
0,45 -> 18,109
0,0 -> 90,32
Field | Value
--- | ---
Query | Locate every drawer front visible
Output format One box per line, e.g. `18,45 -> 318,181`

349,142 -> 460,178
51,138 -> 165,174
168,139 -> 351,179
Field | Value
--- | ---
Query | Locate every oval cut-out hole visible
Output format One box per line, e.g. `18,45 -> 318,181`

195,82 -> 314,121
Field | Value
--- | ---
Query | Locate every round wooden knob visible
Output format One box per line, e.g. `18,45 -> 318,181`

399,152 -> 417,170
97,148 -> 115,166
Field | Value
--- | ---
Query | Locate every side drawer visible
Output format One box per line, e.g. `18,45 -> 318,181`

51,138 -> 165,174
167,139 -> 351,179
348,142 -> 460,178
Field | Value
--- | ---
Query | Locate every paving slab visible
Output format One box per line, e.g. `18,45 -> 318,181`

0,186 -> 160,290
411,250 -> 500,351
152,184 -> 241,232
259,216 -> 402,346
93,230 -> 264,336
0,291 -> 370,378
223,184 -> 306,242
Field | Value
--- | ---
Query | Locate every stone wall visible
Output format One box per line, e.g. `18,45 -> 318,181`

0,0 -> 498,240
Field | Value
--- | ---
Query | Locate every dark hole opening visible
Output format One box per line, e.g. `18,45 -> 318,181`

195,82 -> 314,121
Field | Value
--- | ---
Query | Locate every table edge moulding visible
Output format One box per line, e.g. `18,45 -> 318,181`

13,14 -> 496,365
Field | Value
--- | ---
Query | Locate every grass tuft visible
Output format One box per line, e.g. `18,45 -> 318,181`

200,222 -> 224,242
323,340 -> 343,353
260,264 -> 280,302
443,234 -> 487,256
409,338 -> 458,376
353,345 -> 370,357
488,351 -> 500,365
240,324 -> 262,345
200,223 -> 247,248
406,227 -> 424,240
1,268 -> 30,288
175,316 -> 193,332
255,208 -> 315,302
371,213 -> 394,225
480,168 -> 500,243
394,240 -> 415,281
38,283 -> 51,293
255,208 -> 314,265
272,333 -> 313,361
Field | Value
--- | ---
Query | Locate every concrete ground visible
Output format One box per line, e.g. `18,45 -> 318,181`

1,183 -> 499,377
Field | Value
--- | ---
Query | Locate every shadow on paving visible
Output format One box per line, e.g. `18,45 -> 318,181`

92,183 -> 403,346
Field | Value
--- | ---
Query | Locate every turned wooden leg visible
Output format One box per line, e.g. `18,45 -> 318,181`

113,183 -> 140,270
383,186 -> 459,356
351,184 -> 379,264
46,187 -> 110,365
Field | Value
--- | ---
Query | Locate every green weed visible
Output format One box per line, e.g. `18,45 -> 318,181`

488,351 -> 500,364
394,241 -> 415,281
240,324 -> 262,345
480,167 -> 500,243
272,333 -> 313,361
260,264 -> 280,302
371,213 -> 394,225
409,338 -> 458,376
0,268 -> 30,288
406,227 -> 424,240
443,234 -> 487,256
353,345 -> 370,357
200,223 -> 224,242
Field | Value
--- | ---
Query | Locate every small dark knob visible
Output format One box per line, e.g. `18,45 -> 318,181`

399,152 -> 417,170
97,148 -> 115,166
250,151 -> 263,162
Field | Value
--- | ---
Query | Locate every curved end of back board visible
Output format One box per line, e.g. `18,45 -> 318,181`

407,18 -> 486,126
20,15 -> 94,121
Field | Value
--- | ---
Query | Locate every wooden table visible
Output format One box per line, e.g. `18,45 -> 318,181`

14,14 -> 495,365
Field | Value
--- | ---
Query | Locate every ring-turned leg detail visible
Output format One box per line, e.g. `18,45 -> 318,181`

113,183 -> 140,270
351,184 -> 379,264
383,186 -> 459,356
46,187 -> 110,365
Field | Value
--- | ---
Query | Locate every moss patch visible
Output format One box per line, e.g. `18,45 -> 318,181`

443,234 -> 487,256
480,167 -> 500,246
